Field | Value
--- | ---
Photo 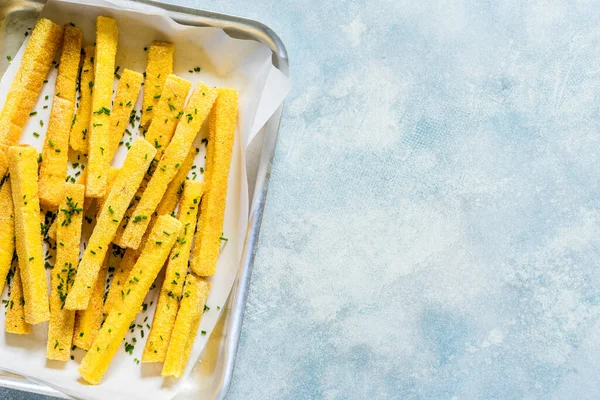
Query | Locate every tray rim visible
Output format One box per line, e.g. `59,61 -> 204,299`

0,0 -> 290,398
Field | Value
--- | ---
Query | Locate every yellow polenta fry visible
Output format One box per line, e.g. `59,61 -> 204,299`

144,74 -> 191,156
65,138 -> 156,310
38,26 -> 82,209
108,69 -> 142,159
143,180 -> 204,362
79,215 -> 182,385
0,18 -> 62,132
142,41 -> 175,128
0,18 -> 63,178
191,89 -> 238,276
86,16 -> 118,198
0,180 -> 15,294
70,46 -> 95,152
6,266 -> 31,334
55,25 -> 83,103
38,97 -> 76,209
156,145 -> 195,217
104,157 -> 188,313
47,183 -> 84,361
73,255 -> 108,350
51,168 -> 115,281
121,83 -> 217,249
162,275 -> 211,378
112,75 -> 190,247
8,145 -> 49,324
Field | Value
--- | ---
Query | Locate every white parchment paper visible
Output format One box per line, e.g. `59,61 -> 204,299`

0,0 -> 290,398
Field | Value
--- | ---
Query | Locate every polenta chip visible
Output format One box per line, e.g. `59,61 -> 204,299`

54,25 -> 83,103
120,83 -> 217,249
70,46 -> 95,152
141,41 -> 175,128
104,156 -> 187,314
143,180 -> 204,362
0,18 -> 62,178
191,89 -> 238,276
47,183 -> 84,360
8,145 -> 49,324
0,180 -> 15,294
162,275 -> 211,378
79,215 -> 182,385
86,16 -> 118,198
38,26 -> 82,209
38,97 -> 77,209
65,138 -> 156,310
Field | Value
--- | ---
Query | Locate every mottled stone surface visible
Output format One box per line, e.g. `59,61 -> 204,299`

7,0 -> 600,399
218,1 -> 600,399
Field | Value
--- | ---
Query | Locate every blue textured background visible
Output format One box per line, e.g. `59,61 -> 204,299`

6,0 -> 600,399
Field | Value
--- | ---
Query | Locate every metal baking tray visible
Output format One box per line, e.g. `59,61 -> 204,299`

0,0 -> 289,398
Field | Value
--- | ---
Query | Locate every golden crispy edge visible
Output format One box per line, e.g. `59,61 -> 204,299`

38,96 -> 76,209
5,266 -> 31,334
79,215 -> 182,385
65,138 -> 156,310
108,69 -> 143,160
142,180 -> 204,362
141,41 -> 175,128
162,275 -> 211,378
73,255 -> 108,350
8,145 -> 49,324
86,16 -> 118,198
70,46 -> 95,152
47,183 -> 84,360
191,89 -> 238,276
0,180 -> 15,294
120,83 -> 217,250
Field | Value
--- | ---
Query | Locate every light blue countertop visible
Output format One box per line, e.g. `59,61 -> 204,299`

6,0 -> 600,399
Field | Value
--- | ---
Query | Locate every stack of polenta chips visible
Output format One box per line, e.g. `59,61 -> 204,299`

0,14 -> 238,385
